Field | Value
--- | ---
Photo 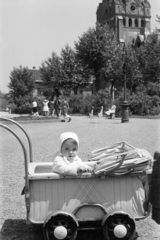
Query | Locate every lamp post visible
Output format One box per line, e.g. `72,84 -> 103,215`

90,75 -> 96,94
121,46 -> 130,123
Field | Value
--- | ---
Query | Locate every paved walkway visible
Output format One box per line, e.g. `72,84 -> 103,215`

0,111 -> 21,118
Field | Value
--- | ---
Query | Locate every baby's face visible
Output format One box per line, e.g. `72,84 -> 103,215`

61,141 -> 78,160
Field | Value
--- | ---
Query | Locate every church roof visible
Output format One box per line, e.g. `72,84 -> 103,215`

28,68 -> 42,81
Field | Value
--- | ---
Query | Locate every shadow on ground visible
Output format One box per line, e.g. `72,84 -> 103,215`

0,219 -> 105,240
0,219 -> 43,240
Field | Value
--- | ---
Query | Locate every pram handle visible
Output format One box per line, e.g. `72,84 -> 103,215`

96,154 -> 126,176
0,117 -> 33,162
0,123 -> 29,191
109,168 -> 133,176
0,118 -> 32,222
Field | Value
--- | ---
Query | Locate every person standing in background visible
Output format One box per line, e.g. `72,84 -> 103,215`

32,99 -> 39,116
43,99 -> 49,116
49,99 -> 55,117
54,96 -> 61,118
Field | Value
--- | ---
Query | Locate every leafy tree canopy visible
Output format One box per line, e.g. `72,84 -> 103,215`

136,31 -> 160,84
60,44 -> 91,94
40,52 -> 64,99
8,66 -> 34,107
75,24 -> 122,90
40,46 -> 92,97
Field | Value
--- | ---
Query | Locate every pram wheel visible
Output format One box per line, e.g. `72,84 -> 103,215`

103,213 -> 136,240
43,214 -> 77,240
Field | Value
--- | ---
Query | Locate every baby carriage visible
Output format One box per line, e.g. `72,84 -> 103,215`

0,117 -> 153,240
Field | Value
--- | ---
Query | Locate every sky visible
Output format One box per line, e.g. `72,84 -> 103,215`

0,0 -> 160,93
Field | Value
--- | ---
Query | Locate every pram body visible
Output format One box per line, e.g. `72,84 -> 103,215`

0,118 -> 152,240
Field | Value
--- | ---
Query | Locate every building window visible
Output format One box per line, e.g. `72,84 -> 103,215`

141,19 -> 145,27
129,18 -> 132,27
105,8 -> 108,15
135,19 -> 138,27
123,18 -> 126,26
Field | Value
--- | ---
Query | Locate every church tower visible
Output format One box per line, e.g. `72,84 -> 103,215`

96,0 -> 151,46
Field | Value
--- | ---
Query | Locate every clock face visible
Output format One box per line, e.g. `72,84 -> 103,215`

129,2 -> 138,14
130,4 -> 136,11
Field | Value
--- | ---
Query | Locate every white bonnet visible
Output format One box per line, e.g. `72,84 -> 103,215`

60,132 -> 79,151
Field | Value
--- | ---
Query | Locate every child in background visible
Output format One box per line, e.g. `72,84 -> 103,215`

52,132 -> 93,175
32,100 -> 39,116
61,98 -> 71,122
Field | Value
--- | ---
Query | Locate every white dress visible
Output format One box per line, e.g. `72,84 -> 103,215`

43,101 -> 49,111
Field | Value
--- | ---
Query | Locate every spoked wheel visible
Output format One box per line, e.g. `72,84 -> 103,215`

43,215 -> 77,240
103,214 -> 136,240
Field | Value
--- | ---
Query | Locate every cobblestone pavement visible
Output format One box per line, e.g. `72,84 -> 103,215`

0,116 -> 160,239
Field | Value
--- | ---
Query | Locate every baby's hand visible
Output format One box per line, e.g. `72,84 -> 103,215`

77,166 -> 93,174
85,166 -> 93,173
77,166 -> 87,174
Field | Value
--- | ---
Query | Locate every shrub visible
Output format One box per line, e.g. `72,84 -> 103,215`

68,94 -> 83,114
92,90 -> 110,112
127,84 -> 160,116
80,94 -> 93,114
68,90 -> 111,115
14,102 -> 32,114
11,96 -> 46,115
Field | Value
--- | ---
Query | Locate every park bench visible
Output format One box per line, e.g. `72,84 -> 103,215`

108,112 -> 115,119
89,106 -> 104,118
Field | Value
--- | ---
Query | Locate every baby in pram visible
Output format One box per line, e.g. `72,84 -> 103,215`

52,132 -> 93,175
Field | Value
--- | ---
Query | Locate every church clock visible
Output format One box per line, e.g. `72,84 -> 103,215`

128,1 -> 138,14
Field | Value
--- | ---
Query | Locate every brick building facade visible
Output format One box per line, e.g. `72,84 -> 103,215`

28,67 -> 43,97
96,0 -> 151,46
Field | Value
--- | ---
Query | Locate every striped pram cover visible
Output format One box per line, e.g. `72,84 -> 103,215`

88,142 -> 153,176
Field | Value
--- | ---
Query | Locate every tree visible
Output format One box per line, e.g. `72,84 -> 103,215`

8,66 -> 34,113
75,24 -> 122,92
60,45 -> 91,94
40,47 -> 91,97
40,52 -> 64,99
0,91 -> 8,110
136,31 -> 160,85
123,46 -> 143,94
